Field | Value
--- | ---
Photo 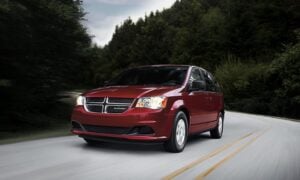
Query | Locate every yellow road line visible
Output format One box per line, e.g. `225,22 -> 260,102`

195,128 -> 270,180
162,131 -> 256,180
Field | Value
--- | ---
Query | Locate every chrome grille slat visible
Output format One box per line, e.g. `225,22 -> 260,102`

86,97 -> 105,103
84,97 -> 134,114
107,98 -> 133,104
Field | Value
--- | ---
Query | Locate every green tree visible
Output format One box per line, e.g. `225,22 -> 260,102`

267,40 -> 300,117
0,0 -> 93,125
91,0 -> 300,118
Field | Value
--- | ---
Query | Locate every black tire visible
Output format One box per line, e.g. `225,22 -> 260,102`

210,112 -> 224,139
164,111 -> 188,153
84,138 -> 101,145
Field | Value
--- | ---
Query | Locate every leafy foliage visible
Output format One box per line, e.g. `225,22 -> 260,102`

267,41 -> 300,117
215,57 -> 270,114
0,0 -> 93,125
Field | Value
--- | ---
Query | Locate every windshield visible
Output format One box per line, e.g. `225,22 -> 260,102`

107,66 -> 188,86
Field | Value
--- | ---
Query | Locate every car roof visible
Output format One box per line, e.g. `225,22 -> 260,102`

134,64 -> 192,68
133,64 -> 209,72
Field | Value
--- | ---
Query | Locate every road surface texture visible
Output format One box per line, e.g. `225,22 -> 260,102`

1,112 -> 299,180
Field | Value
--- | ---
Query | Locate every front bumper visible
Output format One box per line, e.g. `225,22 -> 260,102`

72,129 -> 168,142
71,106 -> 173,142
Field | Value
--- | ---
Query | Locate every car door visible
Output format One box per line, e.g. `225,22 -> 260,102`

201,69 -> 219,122
184,68 -> 211,126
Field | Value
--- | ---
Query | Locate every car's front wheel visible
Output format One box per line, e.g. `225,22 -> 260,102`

164,111 -> 188,153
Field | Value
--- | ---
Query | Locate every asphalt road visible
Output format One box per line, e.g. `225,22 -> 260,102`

1,112 -> 300,180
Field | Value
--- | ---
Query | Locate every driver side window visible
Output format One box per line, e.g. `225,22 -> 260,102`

190,69 -> 201,81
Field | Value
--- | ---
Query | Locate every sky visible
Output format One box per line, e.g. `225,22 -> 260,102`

82,0 -> 177,46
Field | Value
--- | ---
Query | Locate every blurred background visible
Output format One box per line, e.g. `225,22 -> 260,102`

0,0 -> 299,143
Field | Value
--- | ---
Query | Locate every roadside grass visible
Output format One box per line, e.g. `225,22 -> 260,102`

0,123 -> 71,145
0,91 -> 82,145
228,110 -> 300,122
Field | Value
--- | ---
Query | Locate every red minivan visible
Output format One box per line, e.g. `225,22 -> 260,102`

71,65 -> 224,152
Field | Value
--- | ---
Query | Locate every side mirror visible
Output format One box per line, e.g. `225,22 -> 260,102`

189,80 -> 206,91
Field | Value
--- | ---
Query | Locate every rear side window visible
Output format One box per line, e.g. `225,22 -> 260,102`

201,70 -> 216,92
214,79 -> 221,92
207,72 -> 221,92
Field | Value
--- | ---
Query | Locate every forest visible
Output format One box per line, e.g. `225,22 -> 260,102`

0,0 -> 299,135
92,0 -> 300,118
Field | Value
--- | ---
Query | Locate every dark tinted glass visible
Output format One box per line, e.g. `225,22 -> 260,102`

189,68 -> 203,82
108,66 -> 188,86
202,70 -> 216,92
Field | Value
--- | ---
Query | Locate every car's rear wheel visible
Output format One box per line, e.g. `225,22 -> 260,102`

210,112 -> 224,139
164,111 -> 188,153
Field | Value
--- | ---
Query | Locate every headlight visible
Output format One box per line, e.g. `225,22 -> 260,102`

136,96 -> 167,109
76,96 -> 84,106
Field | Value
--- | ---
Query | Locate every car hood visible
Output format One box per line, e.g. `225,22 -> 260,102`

83,86 -> 181,98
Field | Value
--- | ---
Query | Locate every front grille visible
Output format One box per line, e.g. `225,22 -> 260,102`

84,97 -> 134,114
86,97 -> 105,103
108,98 -> 133,104
86,104 -> 103,113
83,124 -> 131,134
